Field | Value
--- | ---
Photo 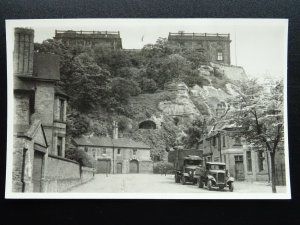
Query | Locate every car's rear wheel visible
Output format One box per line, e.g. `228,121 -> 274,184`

181,176 -> 186,185
198,178 -> 204,188
229,182 -> 234,192
207,180 -> 212,190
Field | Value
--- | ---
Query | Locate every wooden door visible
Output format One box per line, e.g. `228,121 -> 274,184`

117,163 -> 122,174
32,151 -> 44,192
234,155 -> 245,181
129,160 -> 139,173
96,160 -> 111,174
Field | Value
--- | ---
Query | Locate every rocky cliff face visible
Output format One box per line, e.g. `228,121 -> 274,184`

158,82 -> 201,120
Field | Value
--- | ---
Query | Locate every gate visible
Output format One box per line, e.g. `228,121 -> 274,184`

96,159 -> 111,174
117,163 -> 122,174
129,160 -> 139,173
32,150 -> 44,192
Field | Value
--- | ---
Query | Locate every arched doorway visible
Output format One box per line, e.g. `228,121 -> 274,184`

138,120 -> 156,129
129,160 -> 139,173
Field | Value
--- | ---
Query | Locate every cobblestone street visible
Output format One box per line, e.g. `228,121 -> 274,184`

67,174 -> 287,193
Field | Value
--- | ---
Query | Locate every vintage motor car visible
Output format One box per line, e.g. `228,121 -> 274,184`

195,162 -> 235,192
175,155 -> 203,185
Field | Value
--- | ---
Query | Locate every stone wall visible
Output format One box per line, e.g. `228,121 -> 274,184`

44,154 -> 94,192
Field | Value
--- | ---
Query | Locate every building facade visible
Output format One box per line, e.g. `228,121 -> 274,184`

54,30 -> 123,50
168,31 -> 231,65
13,28 -> 69,192
200,122 -> 285,185
73,122 -> 153,174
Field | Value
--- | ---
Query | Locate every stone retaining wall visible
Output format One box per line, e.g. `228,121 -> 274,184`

44,154 -> 94,192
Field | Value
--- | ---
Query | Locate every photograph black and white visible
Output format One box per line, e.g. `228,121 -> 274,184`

5,19 -> 290,199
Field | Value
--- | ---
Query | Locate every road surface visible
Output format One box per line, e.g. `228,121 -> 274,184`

67,174 -> 287,193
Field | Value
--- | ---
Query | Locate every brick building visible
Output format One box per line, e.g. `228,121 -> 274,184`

73,122 -> 153,174
54,30 -> 122,50
199,120 -> 286,185
199,122 -> 245,181
12,28 -> 92,192
168,31 -> 231,65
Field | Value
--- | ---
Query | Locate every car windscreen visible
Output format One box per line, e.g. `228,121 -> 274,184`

185,160 -> 202,165
210,164 -> 225,170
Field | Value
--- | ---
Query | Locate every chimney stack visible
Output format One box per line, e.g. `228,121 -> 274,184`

112,121 -> 118,139
14,28 -> 34,76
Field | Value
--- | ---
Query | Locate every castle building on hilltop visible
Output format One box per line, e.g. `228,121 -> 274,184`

168,31 -> 231,65
54,30 -> 123,50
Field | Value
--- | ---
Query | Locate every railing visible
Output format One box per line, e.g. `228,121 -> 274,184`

169,32 -> 230,38
55,30 -> 120,36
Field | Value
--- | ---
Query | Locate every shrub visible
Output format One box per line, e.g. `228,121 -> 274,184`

65,148 -> 94,168
153,161 -> 174,174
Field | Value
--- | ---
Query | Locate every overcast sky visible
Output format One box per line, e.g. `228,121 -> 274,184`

7,19 -> 288,78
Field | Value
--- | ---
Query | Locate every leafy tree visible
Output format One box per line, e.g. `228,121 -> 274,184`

228,79 -> 284,193
183,119 -> 204,148
65,148 -> 94,168
66,110 -> 90,137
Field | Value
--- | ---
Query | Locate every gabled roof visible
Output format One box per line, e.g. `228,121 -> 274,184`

73,136 -> 151,149
112,138 -> 151,149
73,136 -> 113,147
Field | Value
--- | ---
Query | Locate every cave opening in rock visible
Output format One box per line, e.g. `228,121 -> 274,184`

138,120 -> 156,129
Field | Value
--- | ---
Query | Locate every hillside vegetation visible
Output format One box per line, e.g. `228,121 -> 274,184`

34,37 -> 241,160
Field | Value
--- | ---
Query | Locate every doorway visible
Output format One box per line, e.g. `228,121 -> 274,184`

32,150 -> 44,192
129,160 -> 139,173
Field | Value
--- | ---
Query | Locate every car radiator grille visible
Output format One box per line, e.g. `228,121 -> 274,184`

217,173 -> 225,183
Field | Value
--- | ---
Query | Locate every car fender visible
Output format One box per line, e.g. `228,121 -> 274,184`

227,177 -> 235,183
207,175 -> 216,183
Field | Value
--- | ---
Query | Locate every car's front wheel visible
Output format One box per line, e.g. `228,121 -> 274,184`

207,180 -> 212,190
198,178 -> 204,188
229,182 -> 234,192
181,176 -> 186,185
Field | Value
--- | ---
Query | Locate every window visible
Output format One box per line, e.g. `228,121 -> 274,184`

117,148 -> 121,155
234,136 -> 242,146
102,148 -> 106,154
207,156 -> 211,162
258,151 -> 265,171
246,151 -> 252,172
133,149 -> 137,156
213,137 -> 216,146
217,52 -> 223,61
57,137 -> 63,156
223,135 -> 226,147
59,99 -> 65,121
234,155 -> 243,162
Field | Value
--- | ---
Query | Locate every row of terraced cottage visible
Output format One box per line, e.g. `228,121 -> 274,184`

12,28 -> 153,193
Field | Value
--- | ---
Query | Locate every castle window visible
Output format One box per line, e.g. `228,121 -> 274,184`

217,52 -> 223,61
117,148 -> 121,155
